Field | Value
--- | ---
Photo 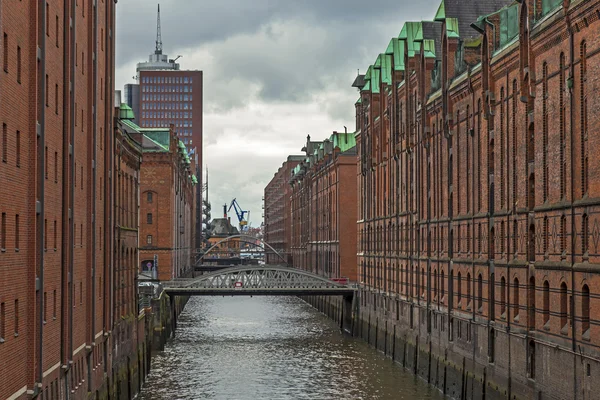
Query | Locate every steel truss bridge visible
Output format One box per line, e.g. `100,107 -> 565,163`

163,265 -> 355,297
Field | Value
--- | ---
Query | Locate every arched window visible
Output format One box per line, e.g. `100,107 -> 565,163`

582,284 -> 590,336
457,272 -> 463,307
477,274 -> 483,312
529,276 -> 536,329
501,277 -> 507,316
514,278 -> 520,320
467,273 -> 472,307
582,214 -> 589,255
543,280 -> 550,325
434,269 -> 438,300
560,282 -> 568,329
441,270 -> 445,302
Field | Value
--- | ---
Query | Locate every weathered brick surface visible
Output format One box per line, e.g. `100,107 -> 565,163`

264,156 -> 303,264
350,1 -> 600,399
138,128 -> 195,282
0,1 -> 150,399
288,134 -> 358,281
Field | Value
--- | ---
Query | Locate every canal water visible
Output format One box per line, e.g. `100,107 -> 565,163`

138,296 -> 444,400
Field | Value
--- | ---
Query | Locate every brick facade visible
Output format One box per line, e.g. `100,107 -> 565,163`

0,0 -> 121,398
264,156 -> 303,264
126,119 -> 196,282
289,132 -> 358,281
353,0 -> 600,398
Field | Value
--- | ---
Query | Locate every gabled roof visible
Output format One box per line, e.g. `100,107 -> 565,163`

434,0 -> 515,40
399,22 -> 423,58
385,38 -> 405,71
330,131 -> 356,154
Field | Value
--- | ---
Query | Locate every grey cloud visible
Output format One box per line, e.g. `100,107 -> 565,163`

115,0 -> 442,218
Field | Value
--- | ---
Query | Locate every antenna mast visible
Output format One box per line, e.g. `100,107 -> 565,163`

155,4 -> 163,55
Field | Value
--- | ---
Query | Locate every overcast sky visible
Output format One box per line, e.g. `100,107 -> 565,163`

115,0 -> 438,228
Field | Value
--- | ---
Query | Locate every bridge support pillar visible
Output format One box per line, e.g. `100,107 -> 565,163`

170,295 -> 177,338
341,294 -> 354,334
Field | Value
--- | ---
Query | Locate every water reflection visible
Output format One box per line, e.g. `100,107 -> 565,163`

139,296 -> 443,400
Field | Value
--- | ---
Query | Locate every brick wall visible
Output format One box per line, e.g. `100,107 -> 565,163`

354,1 -> 600,398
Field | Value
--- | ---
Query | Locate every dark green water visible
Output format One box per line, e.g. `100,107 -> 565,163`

138,296 -> 444,400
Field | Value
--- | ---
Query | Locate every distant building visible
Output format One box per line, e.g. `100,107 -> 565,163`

118,104 -> 197,281
206,218 -> 240,259
289,132 -> 358,281
113,95 -> 143,384
264,155 -> 305,264
124,5 -> 204,255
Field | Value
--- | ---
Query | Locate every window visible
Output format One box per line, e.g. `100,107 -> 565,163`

147,213 -> 152,224
16,46 -> 21,83
477,274 -> 483,312
46,3 -> 50,35
582,214 -> 589,255
1,212 -> 5,250
2,123 -> 7,162
147,192 -> 153,203
53,220 -> 57,249
457,272 -> 462,306
543,281 -> 550,326
514,278 -> 520,321
16,130 -> 20,167
528,276 -> 536,329
501,277 -> 506,317
55,84 -> 59,114
467,273 -> 472,307
14,299 -> 18,335
582,284 -> 590,337
561,282 -> 568,329
147,235 -> 152,245
0,302 -> 5,341
15,214 -> 19,250
3,33 -> 8,72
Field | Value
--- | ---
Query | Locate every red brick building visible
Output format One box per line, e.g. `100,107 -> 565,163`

264,155 -> 304,264
121,114 -> 196,282
0,0 -> 119,398
353,0 -> 600,398
289,132 -> 358,281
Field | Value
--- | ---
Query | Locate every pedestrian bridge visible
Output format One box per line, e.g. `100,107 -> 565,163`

163,265 -> 356,296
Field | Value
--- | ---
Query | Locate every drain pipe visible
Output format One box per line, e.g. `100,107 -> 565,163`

37,0 -> 48,395
567,13 -> 578,400
60,0 -> 69,395
69,0 -> 76,384
89,0 -> 99,387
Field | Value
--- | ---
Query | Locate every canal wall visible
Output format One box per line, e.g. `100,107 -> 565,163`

92,292 -> 189,400
304,292 -> 515,400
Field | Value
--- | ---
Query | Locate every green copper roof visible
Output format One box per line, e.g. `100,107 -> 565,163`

119,103 -> 136,120
379,54 -> 393,85
434,1 -> 445,21
371,67 -> 381,94
399,22 -> 423,58
422,39 -> 437,58
541,0 -> 563,17
355,97 -> 362,105
385,38 -> 405,71
330,132 -> 356,153
446,17 -> 460,38
478,4 -> 519,49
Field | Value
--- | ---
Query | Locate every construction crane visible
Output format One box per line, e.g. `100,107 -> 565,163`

227,198 -> 250,231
